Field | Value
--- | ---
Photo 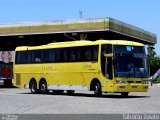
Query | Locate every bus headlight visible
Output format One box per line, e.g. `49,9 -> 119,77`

116,80 -> 128,84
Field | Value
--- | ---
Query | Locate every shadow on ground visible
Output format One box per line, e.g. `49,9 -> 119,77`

18,92 -> 150,99
0,85 -> 17,88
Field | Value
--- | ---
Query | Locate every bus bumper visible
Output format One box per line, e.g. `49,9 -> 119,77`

113,84 -> 148,92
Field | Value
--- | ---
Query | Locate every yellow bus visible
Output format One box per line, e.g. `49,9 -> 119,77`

13,40 -> 149,97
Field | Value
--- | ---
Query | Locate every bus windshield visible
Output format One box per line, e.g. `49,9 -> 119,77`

114,45 -> 148,78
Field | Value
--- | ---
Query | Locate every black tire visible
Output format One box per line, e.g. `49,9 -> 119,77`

39,80 -> 48,94
67,90 -> 75,95
30,81 -> 38,94
93,82 -> 102,97
121,92 -> 129,97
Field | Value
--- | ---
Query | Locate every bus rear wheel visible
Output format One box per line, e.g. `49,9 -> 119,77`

121,92 -> 129,97
93,82 -> 102,97
39,80 -> 48,94
30,81 -> 38,94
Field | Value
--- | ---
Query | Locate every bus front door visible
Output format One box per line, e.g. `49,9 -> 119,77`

105,54 -> 113,80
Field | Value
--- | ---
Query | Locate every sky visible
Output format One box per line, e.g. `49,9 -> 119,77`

0,0 -> 159,55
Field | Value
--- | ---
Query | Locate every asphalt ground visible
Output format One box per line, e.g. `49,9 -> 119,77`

0,85 -> 160,114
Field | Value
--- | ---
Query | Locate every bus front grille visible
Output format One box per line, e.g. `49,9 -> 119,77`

127,81 -> 142,84
16,74 -> 21,86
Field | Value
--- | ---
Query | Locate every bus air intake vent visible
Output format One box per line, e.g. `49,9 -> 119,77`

127,81 -> 134,83
16,74 -> 21,85
136,81 -> 142,83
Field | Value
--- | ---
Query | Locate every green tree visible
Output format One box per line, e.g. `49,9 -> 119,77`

147,46 -> 160,76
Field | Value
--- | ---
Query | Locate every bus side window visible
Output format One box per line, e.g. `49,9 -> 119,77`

80,46 -> 87,61
76,48 -> 81,61
34,51 -> 42,63
69,47 -> 78,61
92,46 -> 98,61
78,45 -> 98,62
28,51 -> 35,63
42,49 -> 55,63
69,49 -> 76,61
59,48 -> 67,62
55,49 -> 61,62
16,51 -> 27,64
63,48 -> 68,61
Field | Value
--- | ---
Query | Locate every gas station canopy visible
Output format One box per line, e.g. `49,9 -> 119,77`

0,17 -> 157,50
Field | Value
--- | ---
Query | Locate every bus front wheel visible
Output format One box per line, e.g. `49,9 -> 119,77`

93,82 -> 102,97
30,81 -> 38,94
39,80 -> 48,94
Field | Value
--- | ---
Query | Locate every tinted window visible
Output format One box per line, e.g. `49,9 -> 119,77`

15,45 -> 99,64
43,49 -> 55,62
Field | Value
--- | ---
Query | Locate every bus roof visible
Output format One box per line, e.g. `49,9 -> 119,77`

15,40 -> 144,51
